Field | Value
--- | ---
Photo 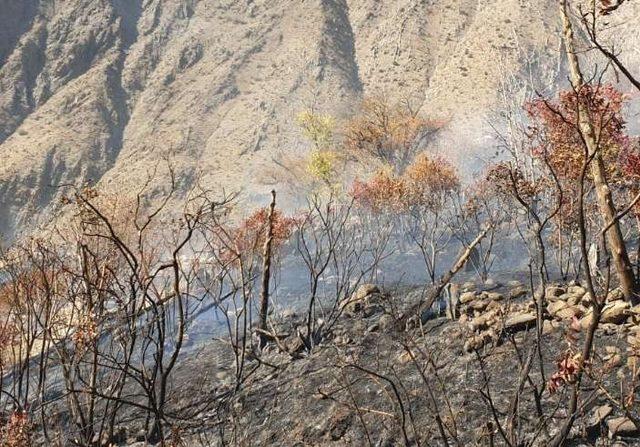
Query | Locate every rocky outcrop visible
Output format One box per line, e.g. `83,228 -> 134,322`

458,281 -> 640,353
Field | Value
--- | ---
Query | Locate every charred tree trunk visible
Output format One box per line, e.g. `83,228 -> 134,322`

400,225 -> 492,329
258,190 -> 277,349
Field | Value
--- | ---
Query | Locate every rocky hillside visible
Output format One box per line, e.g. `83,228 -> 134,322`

1,0 -> 639,240
75,279 -> 640,446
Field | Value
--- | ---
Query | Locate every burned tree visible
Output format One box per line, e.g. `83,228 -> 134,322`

560,0 -> 638,302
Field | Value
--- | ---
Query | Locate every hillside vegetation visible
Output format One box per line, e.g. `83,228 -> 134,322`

2,1 -> 640,446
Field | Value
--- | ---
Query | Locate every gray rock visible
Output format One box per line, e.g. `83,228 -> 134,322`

504,313 -> 537,332
509,286 -> 527,299
545,285 -> 566,298
459,291 -> 477,304
601,301 -> 631,325
607,417 -> 639,438
585,404 -> 612,430
377,314 -> 395,332
547,300 -> 569,317
606,288 -> 625,302
567,285 -> 587,297
343,284 -> 380,314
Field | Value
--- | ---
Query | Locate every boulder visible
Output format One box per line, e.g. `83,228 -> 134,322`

546,285 -> 566,298
459,291 -> 477,304
555,306 -> 584,320
464,329 -> 497,352
469,299 -> 490,312
567,285 -> 587,297
461,282 -> 476,292
627,305 -> 640,324
344,300 -> 365,314
354,284 -> 380,301
560,293 -> 582,306
484,292 -> 504,301
547,301 -> 585,320
579,311 -> 595,330
343,284 -> 380,313
607,417 -> 639,438
548,300 -> 569,317
444,283 -> 461,320
504,313 -> 537,332
525,301 -> 537,311
486,300 -> 502,312
483,278 -> 499,291
581,292 -> 595,306
509,286 -> 527,299
542,320 -> 560,334
363,304 -> 385,317
585,404 -> 612,431
601,301 -> 631,325
606,288 -> 625,302
469,312 -> 496,332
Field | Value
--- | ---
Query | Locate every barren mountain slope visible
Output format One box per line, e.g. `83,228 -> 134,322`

1,0 -> 639,240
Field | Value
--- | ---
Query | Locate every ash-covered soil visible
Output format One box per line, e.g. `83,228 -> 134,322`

108,278 -> 640,447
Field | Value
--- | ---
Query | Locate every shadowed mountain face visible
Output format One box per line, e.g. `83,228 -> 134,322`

0,0 -> 639,240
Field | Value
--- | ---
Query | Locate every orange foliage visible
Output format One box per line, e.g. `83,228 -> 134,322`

620,139 -> 640,216
351,154 -> 459,213
222,208 -> 298,264
620,139 -> 640,180
548,351 -> 582,394
525,84 -> 630,181
344,97 -> 445,173
350,170 -> 409,212
484,162 -> 546,201
0,411 -> 32,447
404,153 -> 460,210
73,314 -> 98,351
599,0 -> 629,15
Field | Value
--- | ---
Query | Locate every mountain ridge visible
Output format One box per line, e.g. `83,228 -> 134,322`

1,0 -> 639,241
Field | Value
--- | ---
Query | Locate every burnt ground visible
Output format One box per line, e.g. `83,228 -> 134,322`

121,280 -> 640,447
30,280 -> 640,446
